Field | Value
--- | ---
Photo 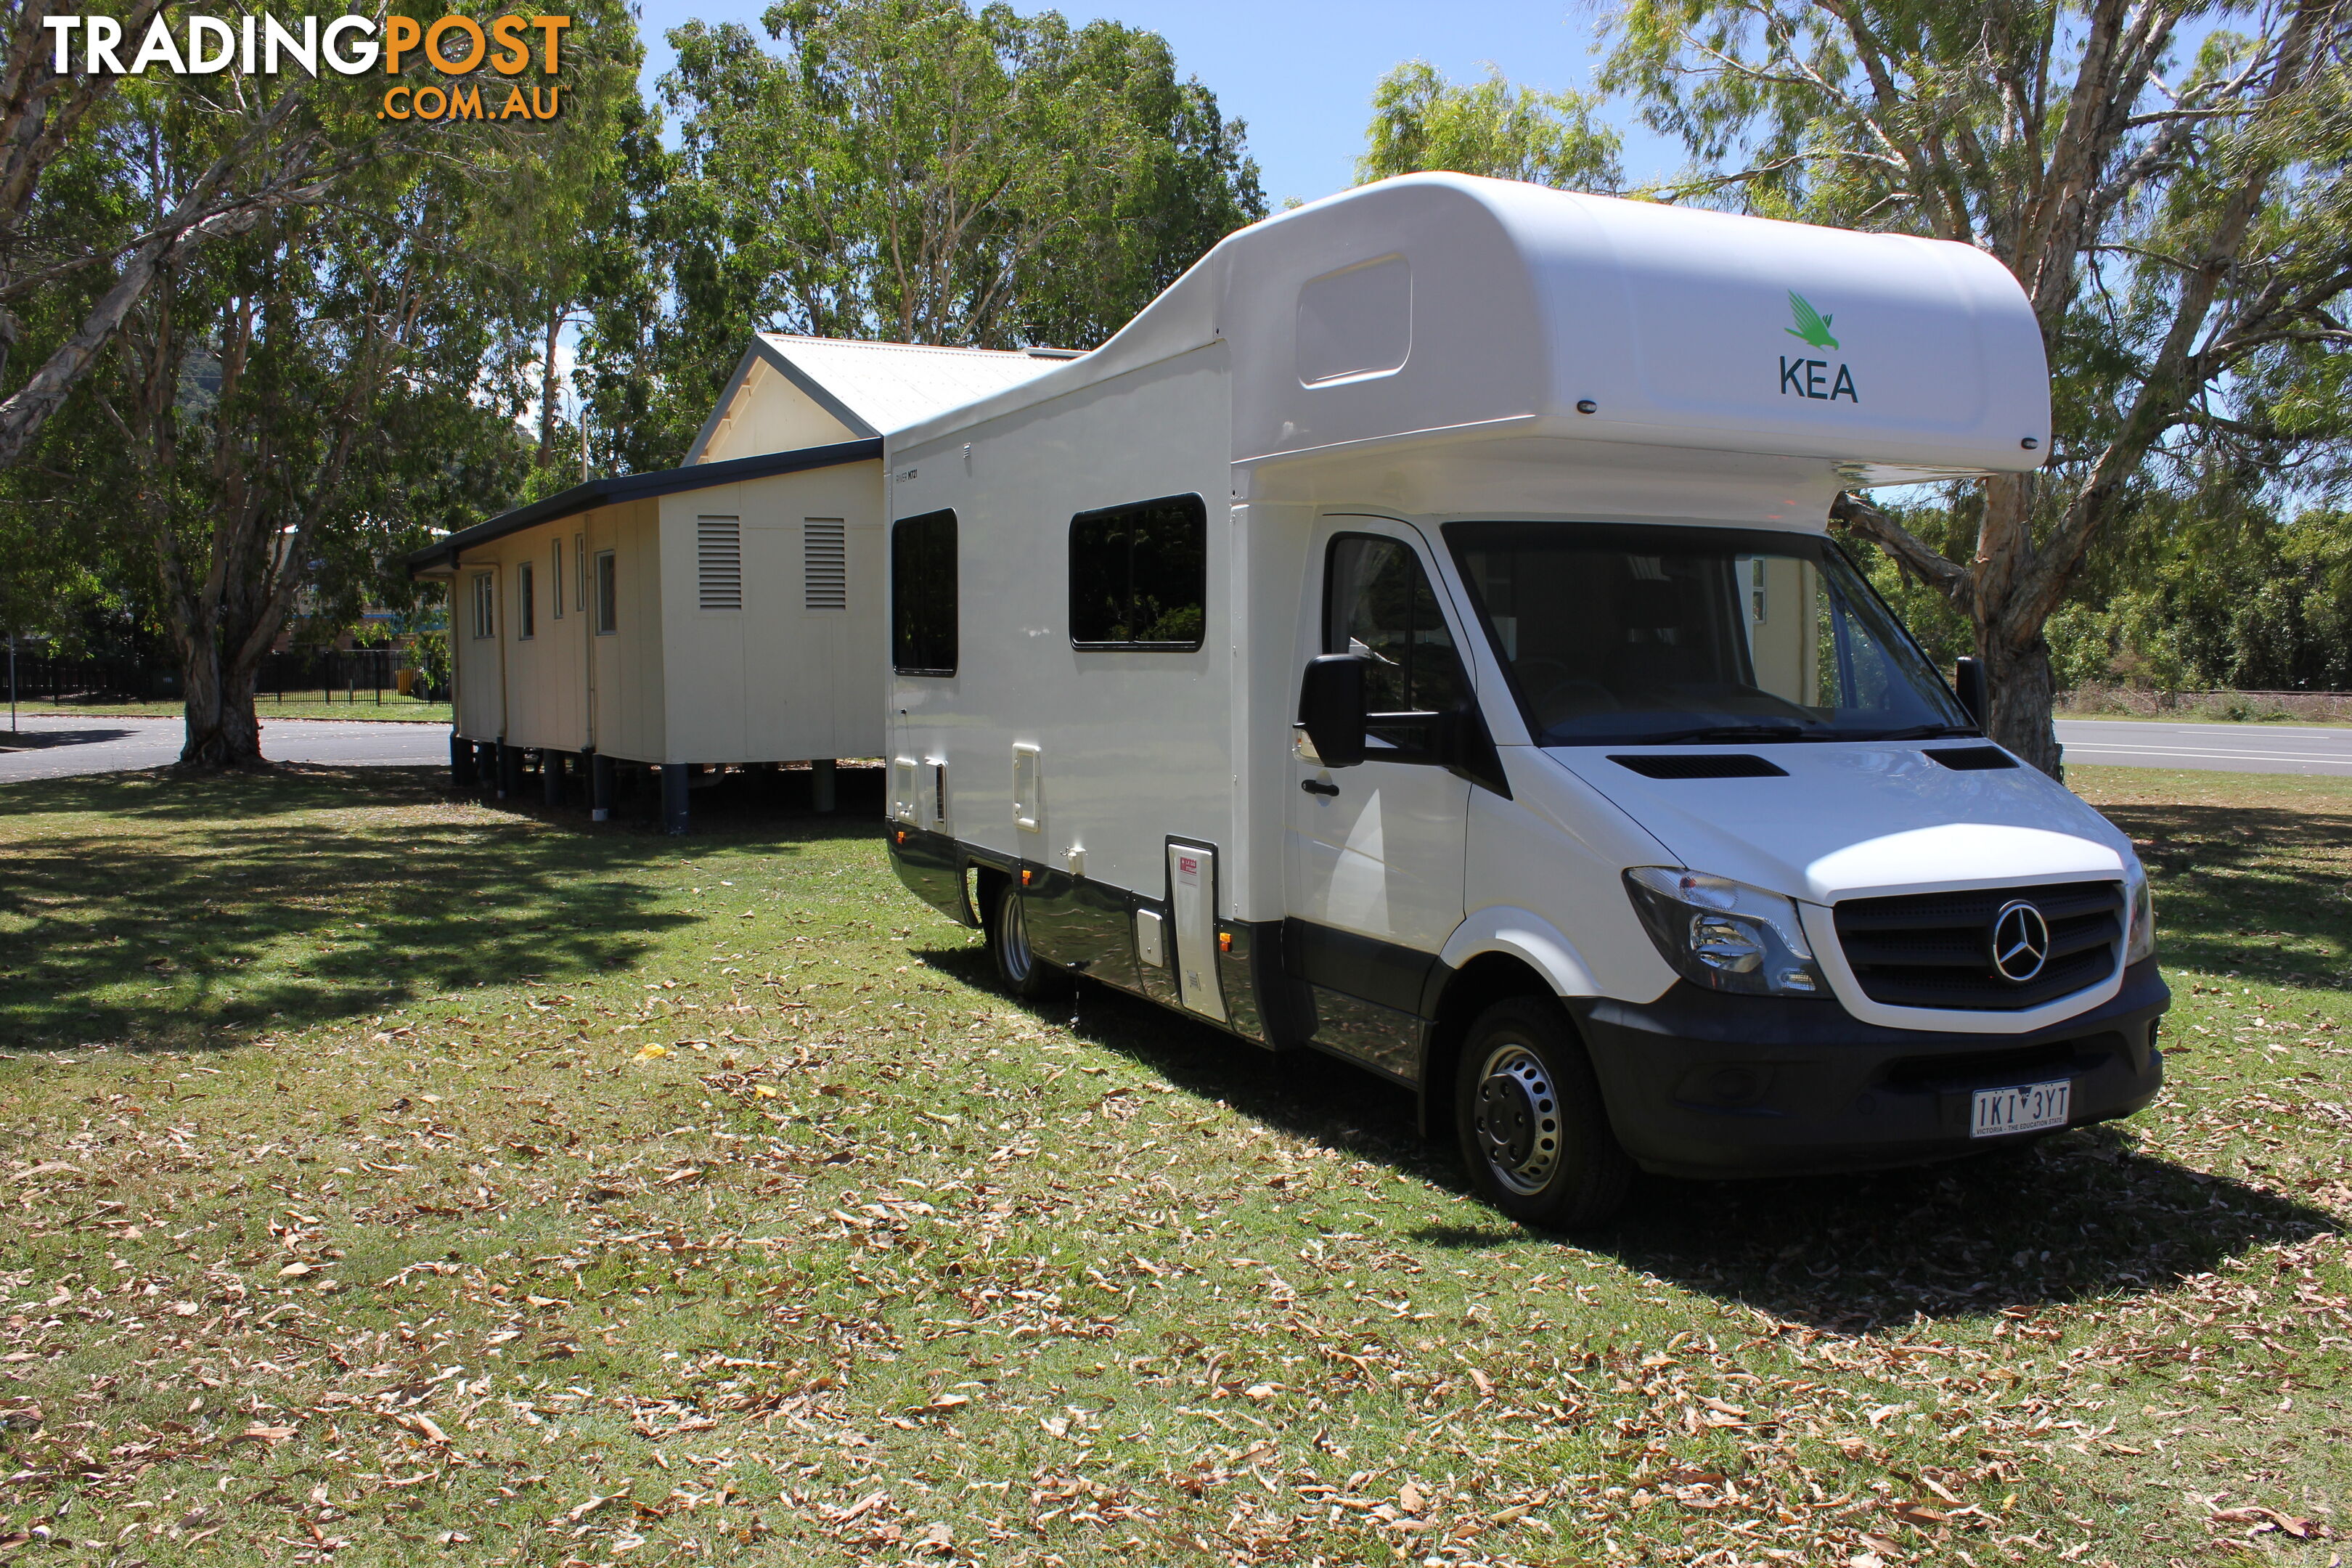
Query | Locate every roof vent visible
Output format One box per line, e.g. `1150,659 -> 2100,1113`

1923,746 -> 2017,771
1609,754 -> 1788,780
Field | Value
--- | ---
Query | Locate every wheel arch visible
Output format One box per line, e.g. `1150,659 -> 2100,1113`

1418,951 -> 1565,1140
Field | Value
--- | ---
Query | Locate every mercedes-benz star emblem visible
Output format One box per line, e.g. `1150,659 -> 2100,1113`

1990,899 -> 2051,984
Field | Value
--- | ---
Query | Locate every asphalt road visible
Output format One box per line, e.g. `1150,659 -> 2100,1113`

2058,717 -> 2352,776
0,713 -> 449,783
3,712 -> 2345,783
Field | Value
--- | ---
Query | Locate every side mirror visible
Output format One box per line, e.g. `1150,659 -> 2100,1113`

1297,654 -> 1367,769
1953,656 -> 1985,727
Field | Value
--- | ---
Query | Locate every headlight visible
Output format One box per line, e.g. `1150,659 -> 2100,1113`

2125,866 -> 2156,963
1623,867 -> 1826,996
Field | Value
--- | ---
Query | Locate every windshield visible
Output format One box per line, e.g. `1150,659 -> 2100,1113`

1442,521 -> 1974,746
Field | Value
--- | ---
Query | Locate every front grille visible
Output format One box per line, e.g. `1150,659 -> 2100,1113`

1833,879 -> 2123,1010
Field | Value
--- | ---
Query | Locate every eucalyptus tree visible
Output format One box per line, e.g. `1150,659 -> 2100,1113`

634,0 -> 1262,465
1357,61 -> 1623,190
1604,0 -> 2352,775
52,4 -> 641,769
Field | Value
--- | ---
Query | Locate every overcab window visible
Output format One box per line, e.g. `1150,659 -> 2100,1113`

1069,494 -> 1206,650
892,510 -> 958,676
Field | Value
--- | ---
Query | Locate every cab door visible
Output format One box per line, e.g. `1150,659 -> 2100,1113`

1286,518 -> 1473,965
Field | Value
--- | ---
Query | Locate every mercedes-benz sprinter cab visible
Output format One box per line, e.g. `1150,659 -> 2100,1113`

881,174 -> 2166,1228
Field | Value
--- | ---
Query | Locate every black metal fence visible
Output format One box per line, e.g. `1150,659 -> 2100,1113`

2,648 -> 430,707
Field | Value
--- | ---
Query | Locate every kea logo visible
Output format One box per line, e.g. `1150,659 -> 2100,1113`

1784,291 -> 1839,351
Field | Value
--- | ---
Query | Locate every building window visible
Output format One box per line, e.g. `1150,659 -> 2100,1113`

551,538 -> 565,618
1069,494 -> 1206,650
697,516 -> 742,611
595,550 -> 617,634
804,519 -> 846,610
891,510 -> 957,676
517,560 -> 536,640
472,572 -> 495,639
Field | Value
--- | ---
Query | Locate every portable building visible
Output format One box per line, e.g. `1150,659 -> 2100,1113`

881,173 -> 2166,1227
409,336 -> 1061,828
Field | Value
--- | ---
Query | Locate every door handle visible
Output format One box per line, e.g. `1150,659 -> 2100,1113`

1300,778 -> 1339,797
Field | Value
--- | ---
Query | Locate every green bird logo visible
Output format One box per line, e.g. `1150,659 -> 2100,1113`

1785,291 -> 1839,351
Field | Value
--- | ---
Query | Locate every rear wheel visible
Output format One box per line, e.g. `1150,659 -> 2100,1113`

986,876 -> 1069,1003
1454,995 -> 1631,1229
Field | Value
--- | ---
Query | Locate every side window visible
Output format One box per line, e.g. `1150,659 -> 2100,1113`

1069,494 -> 1206,649
594,550 -> 617,634
517,560 -> 536,640
1324,533 -> 1469,756
573,533 -> 587,613
550,538 -> 564,618
471,572 -> 495,640
892,510 -> 957,675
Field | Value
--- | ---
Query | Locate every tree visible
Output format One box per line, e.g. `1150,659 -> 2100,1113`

43,4 -> 642,769
1603,0 -> 2352,775
1357,60 -> 1622,189
621,0 -> 1265,466
0,0 -> 394,471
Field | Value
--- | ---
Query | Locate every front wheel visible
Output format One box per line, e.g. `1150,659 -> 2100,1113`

1454,996 -> 1631,1229
986,876 -> 1070,1003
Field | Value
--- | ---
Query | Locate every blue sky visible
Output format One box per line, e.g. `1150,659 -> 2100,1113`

628,0 -> 1689,205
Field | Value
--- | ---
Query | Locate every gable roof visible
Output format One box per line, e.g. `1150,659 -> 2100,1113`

404,438 -> 881,578
685,335 -> 1071,462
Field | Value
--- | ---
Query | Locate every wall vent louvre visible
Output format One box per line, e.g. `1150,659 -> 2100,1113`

697,516 -> 742,611
804,520 -> 847,610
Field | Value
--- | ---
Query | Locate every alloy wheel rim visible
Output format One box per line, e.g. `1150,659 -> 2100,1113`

1474,1041 -> 1560,1196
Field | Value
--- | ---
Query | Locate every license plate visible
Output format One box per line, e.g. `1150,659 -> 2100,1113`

1972,1079 -> 2071,1138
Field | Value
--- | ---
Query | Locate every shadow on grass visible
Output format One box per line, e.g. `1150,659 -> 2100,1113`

923,954 -> 2337,1331
0,764 -> 888,1050
2104,799 -> 2352,989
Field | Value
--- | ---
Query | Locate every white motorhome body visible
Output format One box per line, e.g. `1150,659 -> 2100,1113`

882,175 -> 2164,1222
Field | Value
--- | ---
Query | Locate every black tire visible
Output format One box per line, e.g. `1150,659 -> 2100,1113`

1453,995 -> 1631,1229
985,876 -> 1070,1003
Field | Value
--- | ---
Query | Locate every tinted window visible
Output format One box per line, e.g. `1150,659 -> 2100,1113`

1069,494 -> 1206,650
518,560 -> 535,640
892,510 -> 957,675
1324,534 -> 1469,757
1444,521 -> 1972,746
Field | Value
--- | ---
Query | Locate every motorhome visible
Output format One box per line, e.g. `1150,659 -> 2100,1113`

881,173 -> 2165,1226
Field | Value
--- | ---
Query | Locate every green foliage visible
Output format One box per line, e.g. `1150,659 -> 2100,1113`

1596,0 -> 2352,765
600,0 -> 1265,470
1357,60 -> 1622,190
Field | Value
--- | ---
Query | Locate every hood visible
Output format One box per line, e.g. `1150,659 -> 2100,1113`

1547,743 -> 2134,902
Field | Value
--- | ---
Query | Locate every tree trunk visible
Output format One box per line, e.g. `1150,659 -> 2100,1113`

173,619 -> 265,770
537,304 -> 560,464
1980,626 -> 2062,780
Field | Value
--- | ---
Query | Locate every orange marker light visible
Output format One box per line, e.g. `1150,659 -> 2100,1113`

1217,931 -> 1233,954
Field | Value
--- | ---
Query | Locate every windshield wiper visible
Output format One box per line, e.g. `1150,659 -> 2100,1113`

1617,723 -> 1829,745
1864,724 -> 1983,740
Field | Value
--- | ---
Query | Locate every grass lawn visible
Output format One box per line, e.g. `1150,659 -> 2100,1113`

0,762 -> 2344,1567
10,698 -> 454,724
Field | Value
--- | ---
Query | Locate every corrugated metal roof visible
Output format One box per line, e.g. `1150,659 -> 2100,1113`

756,335 -> 1066,434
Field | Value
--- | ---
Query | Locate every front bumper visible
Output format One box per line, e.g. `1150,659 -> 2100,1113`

1574,959 -> 2168,1179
